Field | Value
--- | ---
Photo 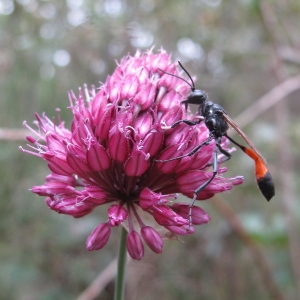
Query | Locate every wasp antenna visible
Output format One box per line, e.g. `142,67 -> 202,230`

158,67 -> 193,89
178,61 -> 196,90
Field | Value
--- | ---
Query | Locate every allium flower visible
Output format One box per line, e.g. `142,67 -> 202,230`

20,50 -> 243,260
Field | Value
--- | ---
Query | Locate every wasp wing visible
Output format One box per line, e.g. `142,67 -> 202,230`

222,112 -> 267,164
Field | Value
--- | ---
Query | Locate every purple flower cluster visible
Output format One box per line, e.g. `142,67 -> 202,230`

21,50 -> 243,260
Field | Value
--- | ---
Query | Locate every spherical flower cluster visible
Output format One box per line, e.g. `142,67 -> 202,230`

20,50 -> 243,260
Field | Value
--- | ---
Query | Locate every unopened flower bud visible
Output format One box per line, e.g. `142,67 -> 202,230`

86,223 -> 111,251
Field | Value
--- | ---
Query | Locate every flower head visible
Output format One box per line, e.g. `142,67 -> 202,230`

20,50 -> 243,260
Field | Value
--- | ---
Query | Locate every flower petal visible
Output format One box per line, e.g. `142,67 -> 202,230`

141,226 -> 163,254
171,203 -> 210,225
126,231 -> 144,260
124,148 -> 150,176
86,141 -> 111,171
86,223 -> 111,251
150,206 -> 189,226
108,204 -> 128,226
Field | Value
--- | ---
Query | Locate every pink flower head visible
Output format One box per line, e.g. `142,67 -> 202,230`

20,49 -> 243,259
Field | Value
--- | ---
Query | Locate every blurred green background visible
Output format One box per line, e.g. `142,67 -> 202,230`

1,0 -> 300,299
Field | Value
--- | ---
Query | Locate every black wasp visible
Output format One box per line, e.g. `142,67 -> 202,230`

156,61 -> 275,223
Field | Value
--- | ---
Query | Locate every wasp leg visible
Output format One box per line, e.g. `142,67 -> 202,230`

154,135 -> 213,163
170,116 -> 204,129
188,137 -> 230,228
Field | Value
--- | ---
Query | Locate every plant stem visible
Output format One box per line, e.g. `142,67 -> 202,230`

114,227 -> 127,300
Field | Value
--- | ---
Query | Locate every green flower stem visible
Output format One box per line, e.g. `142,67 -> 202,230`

114,227 -> 127,300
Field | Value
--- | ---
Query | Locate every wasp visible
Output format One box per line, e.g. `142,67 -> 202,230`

156,61 -> 275,215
